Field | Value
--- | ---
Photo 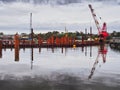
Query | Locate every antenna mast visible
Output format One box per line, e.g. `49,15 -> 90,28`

30,13 -> 32,30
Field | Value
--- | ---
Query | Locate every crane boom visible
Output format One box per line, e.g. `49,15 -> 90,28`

88,4 -> 101,34
88,4 -> 108,40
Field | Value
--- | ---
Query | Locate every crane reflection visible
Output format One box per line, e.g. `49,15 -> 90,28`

88,43 -> 108,79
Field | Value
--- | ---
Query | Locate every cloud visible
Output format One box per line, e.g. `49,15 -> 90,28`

0,2 -> 120,34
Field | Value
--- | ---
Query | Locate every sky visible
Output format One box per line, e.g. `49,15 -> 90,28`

0,1 -> 120,34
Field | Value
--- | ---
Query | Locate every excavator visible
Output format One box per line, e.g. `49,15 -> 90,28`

88,4 -> 108,79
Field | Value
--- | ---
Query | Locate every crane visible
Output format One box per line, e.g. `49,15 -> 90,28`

88,4 -> 108,79
88,4 -> 108,42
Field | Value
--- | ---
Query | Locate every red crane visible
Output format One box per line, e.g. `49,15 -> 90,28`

88,4 -> 108,79
88,4 -> 108,42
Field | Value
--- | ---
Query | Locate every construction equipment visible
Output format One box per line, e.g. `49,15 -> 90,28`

88,5 -> 108,79
88,4 -> 108,42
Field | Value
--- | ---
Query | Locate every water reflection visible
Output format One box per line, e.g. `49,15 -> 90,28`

0,45 -> 120,90
110,44 -> 120,53
0,46 -> 94,61
14,33 -> 20,62
88,44 -> 108,79
85,46 -> 87,56
0,73 -> 119,90
39,47 -> 41,53
14,47 -> 19,62
90,46 -> 92,57
0,40 -> 2,58
0,44 -> 119,79
81,46 -> 84,52
31,47 -> 34,70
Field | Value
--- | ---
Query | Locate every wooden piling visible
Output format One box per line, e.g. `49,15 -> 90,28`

38,34 -> 43,47
14,33 -> 19,62
90,27 -> 92,57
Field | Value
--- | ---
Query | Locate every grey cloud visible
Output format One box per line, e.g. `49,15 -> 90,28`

0,0 -> 119,5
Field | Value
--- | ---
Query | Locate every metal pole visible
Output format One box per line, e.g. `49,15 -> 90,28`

30,13 -> 33,45
30,13 -> 32,29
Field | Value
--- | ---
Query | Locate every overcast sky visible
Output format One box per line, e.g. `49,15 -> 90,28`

0,0 -> 120,34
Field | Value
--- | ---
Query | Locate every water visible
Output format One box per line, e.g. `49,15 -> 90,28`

0,45 -> 120,90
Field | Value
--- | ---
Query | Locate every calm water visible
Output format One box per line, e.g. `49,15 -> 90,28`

0,45 -> 120,90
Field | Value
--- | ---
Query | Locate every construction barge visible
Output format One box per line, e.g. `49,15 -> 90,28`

1,41 -> 99,49
0,31 -> 100,49
1,35 -> 100,49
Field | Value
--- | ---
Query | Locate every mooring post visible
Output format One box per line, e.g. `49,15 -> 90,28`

90,27 -> 92,57
90,27 -> 92,44
85,28 -> 87,56
14,33 -> 19,62
85,28 -> 87,44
